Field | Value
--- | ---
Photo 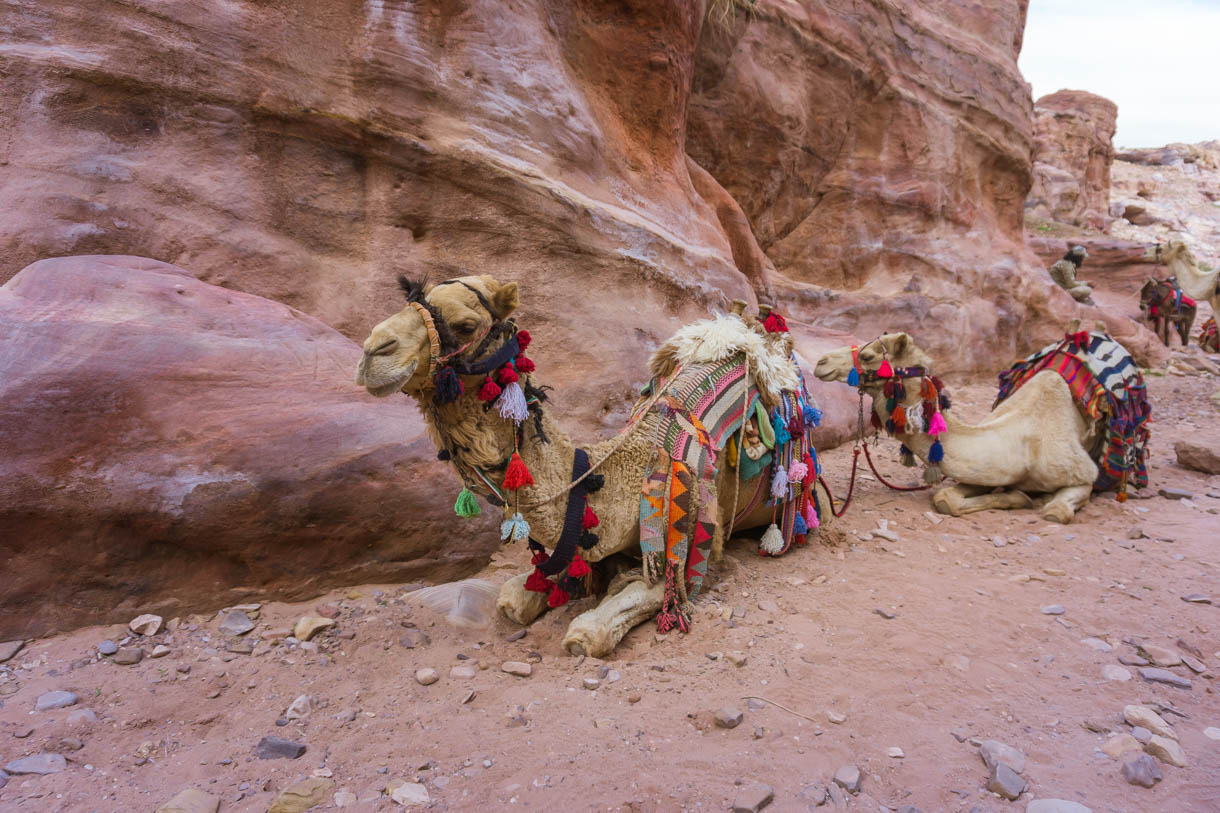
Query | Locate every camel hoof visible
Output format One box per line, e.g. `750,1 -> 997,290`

1040,504 -> 1074,524
566,641 -> 586,658
931,490 -> 960,517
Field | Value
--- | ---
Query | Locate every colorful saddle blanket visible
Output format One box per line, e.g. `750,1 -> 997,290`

995,333 -> 1150,495
635,352 -> 821,632
1200,317 -> 1219,351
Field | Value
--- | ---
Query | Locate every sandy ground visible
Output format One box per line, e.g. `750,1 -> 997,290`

2,366 -> 1219,813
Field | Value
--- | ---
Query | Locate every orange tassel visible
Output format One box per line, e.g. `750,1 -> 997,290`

503,452 -> 534,490
920,378 -> 936,400
892,404 -> 907,430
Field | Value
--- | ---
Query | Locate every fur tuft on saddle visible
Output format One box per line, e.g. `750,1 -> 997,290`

996,332 -> 1150,496
648,315 -> 799,407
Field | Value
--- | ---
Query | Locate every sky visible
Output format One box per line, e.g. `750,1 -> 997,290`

1019,0 -> 1220,148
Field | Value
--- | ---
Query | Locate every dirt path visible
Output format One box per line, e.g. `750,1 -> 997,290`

1,374 -> 1218,813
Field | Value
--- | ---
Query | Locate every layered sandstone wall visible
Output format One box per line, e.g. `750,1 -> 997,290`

1025,89 -> 1118,230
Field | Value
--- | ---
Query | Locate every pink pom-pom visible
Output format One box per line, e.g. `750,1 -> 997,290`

927,411 -> 947,436
787,461 -> 808,482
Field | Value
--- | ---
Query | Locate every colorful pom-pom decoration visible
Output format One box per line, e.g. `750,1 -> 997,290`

454,487 -> 481,518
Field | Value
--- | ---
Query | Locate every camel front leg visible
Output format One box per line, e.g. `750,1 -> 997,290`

562,577 -> 664,658
1040,484 -> 1093,524
932,484 -> 1033,516
497,572 -> 550,626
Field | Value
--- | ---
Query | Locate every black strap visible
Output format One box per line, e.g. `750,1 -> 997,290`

537,448 -> 590,577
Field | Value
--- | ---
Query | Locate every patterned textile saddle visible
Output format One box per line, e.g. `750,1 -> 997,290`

1199,316 -> 1219,352
995,332 -> 1150,497
631,315 -> 822,632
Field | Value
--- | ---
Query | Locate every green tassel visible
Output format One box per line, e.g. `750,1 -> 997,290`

454,487 -> 481,518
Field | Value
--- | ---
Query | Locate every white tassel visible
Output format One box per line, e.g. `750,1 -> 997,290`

500,511 -> 530,542
906,402 -> 925,434
759,523 -> 785,555
498,380 -> 529,424
770,465 -> 789,499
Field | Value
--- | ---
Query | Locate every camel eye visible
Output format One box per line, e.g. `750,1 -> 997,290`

455,321 -> 477,335
860,351 -> 875,362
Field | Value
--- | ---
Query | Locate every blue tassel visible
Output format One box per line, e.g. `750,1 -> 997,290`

794,514 -> 808,535
772,413 -> 791,446
846,367 -> 859,387
929,440 -> 944,463
803,404 -> 822,427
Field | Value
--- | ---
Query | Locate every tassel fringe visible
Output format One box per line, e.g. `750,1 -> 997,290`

759,523 -> 785,555
503,452 -> 535,490
454,487 -> 481,518
497,381 -> 529,424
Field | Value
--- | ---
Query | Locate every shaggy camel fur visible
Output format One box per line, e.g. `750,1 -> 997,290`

814,333 -> 1105,523
356,275 -> 827,657
1146,240 -> 1220,316
1139,277 -> 1196,347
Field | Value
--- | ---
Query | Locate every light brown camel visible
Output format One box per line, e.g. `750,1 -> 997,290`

356,275 -> 829,657
813,331 -> 1113,523
1145,240 -> 1219,316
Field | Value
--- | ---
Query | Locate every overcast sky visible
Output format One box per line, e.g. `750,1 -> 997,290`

1019,0 -> 1220,148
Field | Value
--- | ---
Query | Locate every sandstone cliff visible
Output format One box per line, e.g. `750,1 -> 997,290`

1025,89 -> 1118,231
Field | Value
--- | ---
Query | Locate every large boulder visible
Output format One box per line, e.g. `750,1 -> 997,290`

1026,89 -> 1118,230
0,256 -> 496,639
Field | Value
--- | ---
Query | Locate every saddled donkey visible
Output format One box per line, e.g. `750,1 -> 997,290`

1139,277 -> 1196,348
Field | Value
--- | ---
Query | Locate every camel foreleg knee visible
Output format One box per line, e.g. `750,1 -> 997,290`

561,578 -> 665,658
497,572 -> 550,626
1040,484 -> 1093,524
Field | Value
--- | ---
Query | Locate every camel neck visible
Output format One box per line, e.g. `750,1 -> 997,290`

862,385 -> 977,481
1167,255 -> 1219,302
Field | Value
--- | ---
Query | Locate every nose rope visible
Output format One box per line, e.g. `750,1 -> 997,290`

407,301 -> 442,378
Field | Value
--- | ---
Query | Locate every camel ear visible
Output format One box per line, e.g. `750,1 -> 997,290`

489,281 -> 520,319
889,333 -> 911,355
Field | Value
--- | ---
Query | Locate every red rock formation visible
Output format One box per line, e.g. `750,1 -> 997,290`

0,256 -> 497,639
1026,90 -> 1118,230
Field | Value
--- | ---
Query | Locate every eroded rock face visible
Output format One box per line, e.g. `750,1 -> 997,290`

0,256 -> 496,639
1026,90 -> 1118,230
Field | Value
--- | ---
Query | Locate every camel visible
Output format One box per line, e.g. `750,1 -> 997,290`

1145,239 -> 1219,316
813,324 -> 1149,523
1139,277 -> 1196,347
1200,317 -> 1219,352
355,275 -> 830,657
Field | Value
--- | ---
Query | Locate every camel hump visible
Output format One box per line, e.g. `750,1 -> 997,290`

647,315 -> 799,399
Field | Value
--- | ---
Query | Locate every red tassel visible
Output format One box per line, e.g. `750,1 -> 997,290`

504,452 -> 534,490
762,312 -> 788,333
516,330 -> 532,351
477,376 -> 501,402
546,584 -> 569,608
515,355 -> 535,373
498,364 -> 519,385
524,569 -> 550,593
870,412 -> 882,430
794,534 -> 807,547
568,554 -> 591,578
530,549 -> 549,567
883,380 -> 895,397
802,453 -> 816,486
892,404 -> 907,430
581,504 -> 599,530
877,359 -> 893,378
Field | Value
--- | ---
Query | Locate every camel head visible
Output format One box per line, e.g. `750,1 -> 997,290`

1144,239 -> 1194,267
356,275 -> 520,398
813,333 -> 934,386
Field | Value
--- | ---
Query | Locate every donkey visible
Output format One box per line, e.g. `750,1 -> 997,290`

1139,277 -> 1196,348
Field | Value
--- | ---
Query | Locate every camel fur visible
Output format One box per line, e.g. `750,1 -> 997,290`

357,276 -> 829,657
1145,239 -> 1220,316
814,331 -> 1106,524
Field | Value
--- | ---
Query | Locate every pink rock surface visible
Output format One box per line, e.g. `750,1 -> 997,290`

1027,90 -> 1118,230
0,256 -> 496,639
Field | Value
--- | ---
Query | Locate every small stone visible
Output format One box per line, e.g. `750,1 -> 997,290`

218,610 -> 255,637
4,753 -> 67,775
267,777 -> 334,813
1040,604 -> 1065,615
827,710 -> 846,724
1158,487 -> 1192,500
1181,593 -> 1212,604
155,788 -> 221,813
35,690 -> 79,711
292,616 -> 335,641
506,629 -> 527,642
874,608 -> 897,619
1123,705 -> 1176,739
714,706 -> 743,729
255,736 -> 307,759
57,736 -> 84,751
1121,753 -> 1163,787
1101,664 -> 1131,681
450,666 -> 477,679
628,693 -> 642,704
1182,655 -> 1207,674
798,785 -> 827,806
1100,733 -> 1142,759
1138,667 -> 1192,689
415,668 -> 439,685
129,614 -> 164,636
607,669 -> 621,683
987,762 -> 1026,800
1202,727 -> 1220,740
501,661 -> 532,677
1080,637 -> 1112,652
389,780 -> 430,806
0,640 -> 26,663
1025,801 -> 1092,813
1043,568 -> 1066,576
725,651 -> 748,667
1118,654 -> 1149,666
67,708 -> 98,725
979,739 -> 1026,774
731,782 -> 774,812
226,638 -> 254,655
582,678 -> 600,690
757,600 -> 779,614
832,765 -> 861,793
12,726 -> 33,738
1131,726 -> 1152,743
1127,527 -> 1145,539
1144,734 -> 1187,767
98,640 -> 118,656
113,647 -> 144,665
992,536 -> 1007,547
887,746 -> 905,758
151,645 -> 171,658
285,695 -> 312,719
333,790 -> 358,808
1140,644 -> 1182,667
